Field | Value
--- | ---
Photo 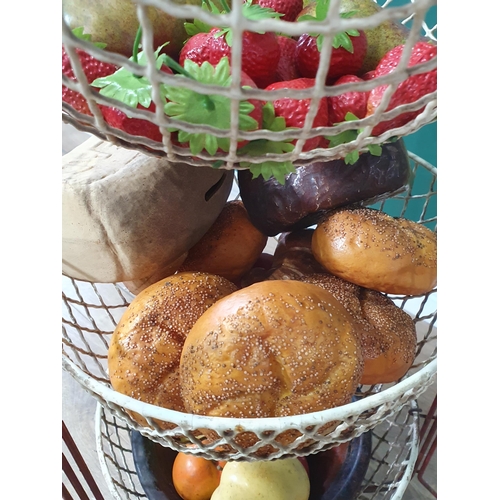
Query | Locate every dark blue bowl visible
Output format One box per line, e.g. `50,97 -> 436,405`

131,430 -> 371,500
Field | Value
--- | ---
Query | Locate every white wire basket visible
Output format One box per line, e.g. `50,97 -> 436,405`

61,0 -> 437,171
62,151 -> 437,461
96,398 -> 423,499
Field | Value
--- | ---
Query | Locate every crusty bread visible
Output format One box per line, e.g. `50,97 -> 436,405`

108,272 -> 237,429
311,207 -> 437,296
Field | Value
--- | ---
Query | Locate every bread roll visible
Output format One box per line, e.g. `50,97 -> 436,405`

267,229 -> 328,280
108,272 -> 237,429
311,207 -> 437,295
178,200 -> 268,283
299,273 -> 417,385
179,280 -> 363,420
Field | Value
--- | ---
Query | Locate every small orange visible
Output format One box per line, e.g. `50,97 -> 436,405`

172,452 -> 221,500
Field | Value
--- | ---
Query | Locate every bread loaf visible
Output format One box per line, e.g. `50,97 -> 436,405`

62,136 -> 233,289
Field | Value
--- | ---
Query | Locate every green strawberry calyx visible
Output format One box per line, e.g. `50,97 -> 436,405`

238,102 -> 296,185
326,112 -> 382,164
184,0 -> 223,38
185,0 -> 282,46
163,57 -> 258,156
91,33 -> 170,110
298,0 -> 360,53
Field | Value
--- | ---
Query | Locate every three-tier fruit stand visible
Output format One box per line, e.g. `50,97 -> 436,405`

62,0 -> 437,497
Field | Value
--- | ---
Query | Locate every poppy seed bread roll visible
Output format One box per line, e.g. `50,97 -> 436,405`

299,273 -> 417,385
108,272 -> 237,429
179,280 -> 363,420
311,207 -> 437,296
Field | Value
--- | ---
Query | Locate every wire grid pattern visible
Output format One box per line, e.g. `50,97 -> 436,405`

96,400 -> 421,500
62,0 -> 437,168
62,151 -> 436,461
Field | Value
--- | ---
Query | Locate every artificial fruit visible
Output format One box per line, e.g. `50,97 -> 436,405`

210,458 -> 310,500
62,0 -> 225,58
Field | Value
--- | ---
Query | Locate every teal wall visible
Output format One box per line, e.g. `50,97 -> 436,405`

373,0 -> 437,223
383,0 -> 437,167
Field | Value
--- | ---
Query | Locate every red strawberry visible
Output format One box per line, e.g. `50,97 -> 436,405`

366,41 -> 437,136
95,62 -> 174,143
295,30 -> 368,84
179,31 -> 213,67
362,70 -> 377,81
252,0 -> 303,22
62,47 -> 117,115
182,27 -> 281,89
274,36 -> 300,82
328,75 -> 368,125
99,103 -> 165,143
265,78 -> 329,151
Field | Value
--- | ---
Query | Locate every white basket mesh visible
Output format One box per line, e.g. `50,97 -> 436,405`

61,0 -> 437,169
62,151 -> 437,461
96,399 -> 422,499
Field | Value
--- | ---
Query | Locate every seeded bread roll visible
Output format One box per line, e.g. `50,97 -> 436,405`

179,280 -> 363,420
299,273 -> 417,385
108,272 -> 237,429
311,207 -> 437,296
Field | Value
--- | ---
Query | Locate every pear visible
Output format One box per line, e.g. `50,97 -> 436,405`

296,0 -> 429,74
62,0 -> 226,58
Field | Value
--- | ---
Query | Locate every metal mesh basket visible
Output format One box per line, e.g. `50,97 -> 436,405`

96,399 -> 423,499
62,151 -> 437,461
61,0 -> 437,170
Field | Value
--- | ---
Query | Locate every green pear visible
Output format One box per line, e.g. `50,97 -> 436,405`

62,0 -> 226,58
211,458 -> 310,500
297,0 -> 430,73
339,0 -> 420,72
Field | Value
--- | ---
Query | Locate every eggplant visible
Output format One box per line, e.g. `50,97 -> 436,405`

237,139 -> 412,236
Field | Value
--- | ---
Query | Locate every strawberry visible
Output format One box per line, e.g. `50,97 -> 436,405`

274,35 -> 300,82
328,74 -> 368,125
295,3 -> 368,83
99,103 -> 165,143
62,28 -> 117,115
265,78 -> 329,151
366,41 -> 437,136
180,0 -> 282,89
179,31 -> 213,67
295,30 -> 367,83
362,70 -> 377,81
91,42 -> 174,143
252,0 -> 303,22
196,27 -> 280,89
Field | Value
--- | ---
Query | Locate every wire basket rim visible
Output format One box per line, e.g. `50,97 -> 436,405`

63,354 -> 436,431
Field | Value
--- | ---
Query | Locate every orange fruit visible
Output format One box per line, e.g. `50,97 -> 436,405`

172,452 -> 221,500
